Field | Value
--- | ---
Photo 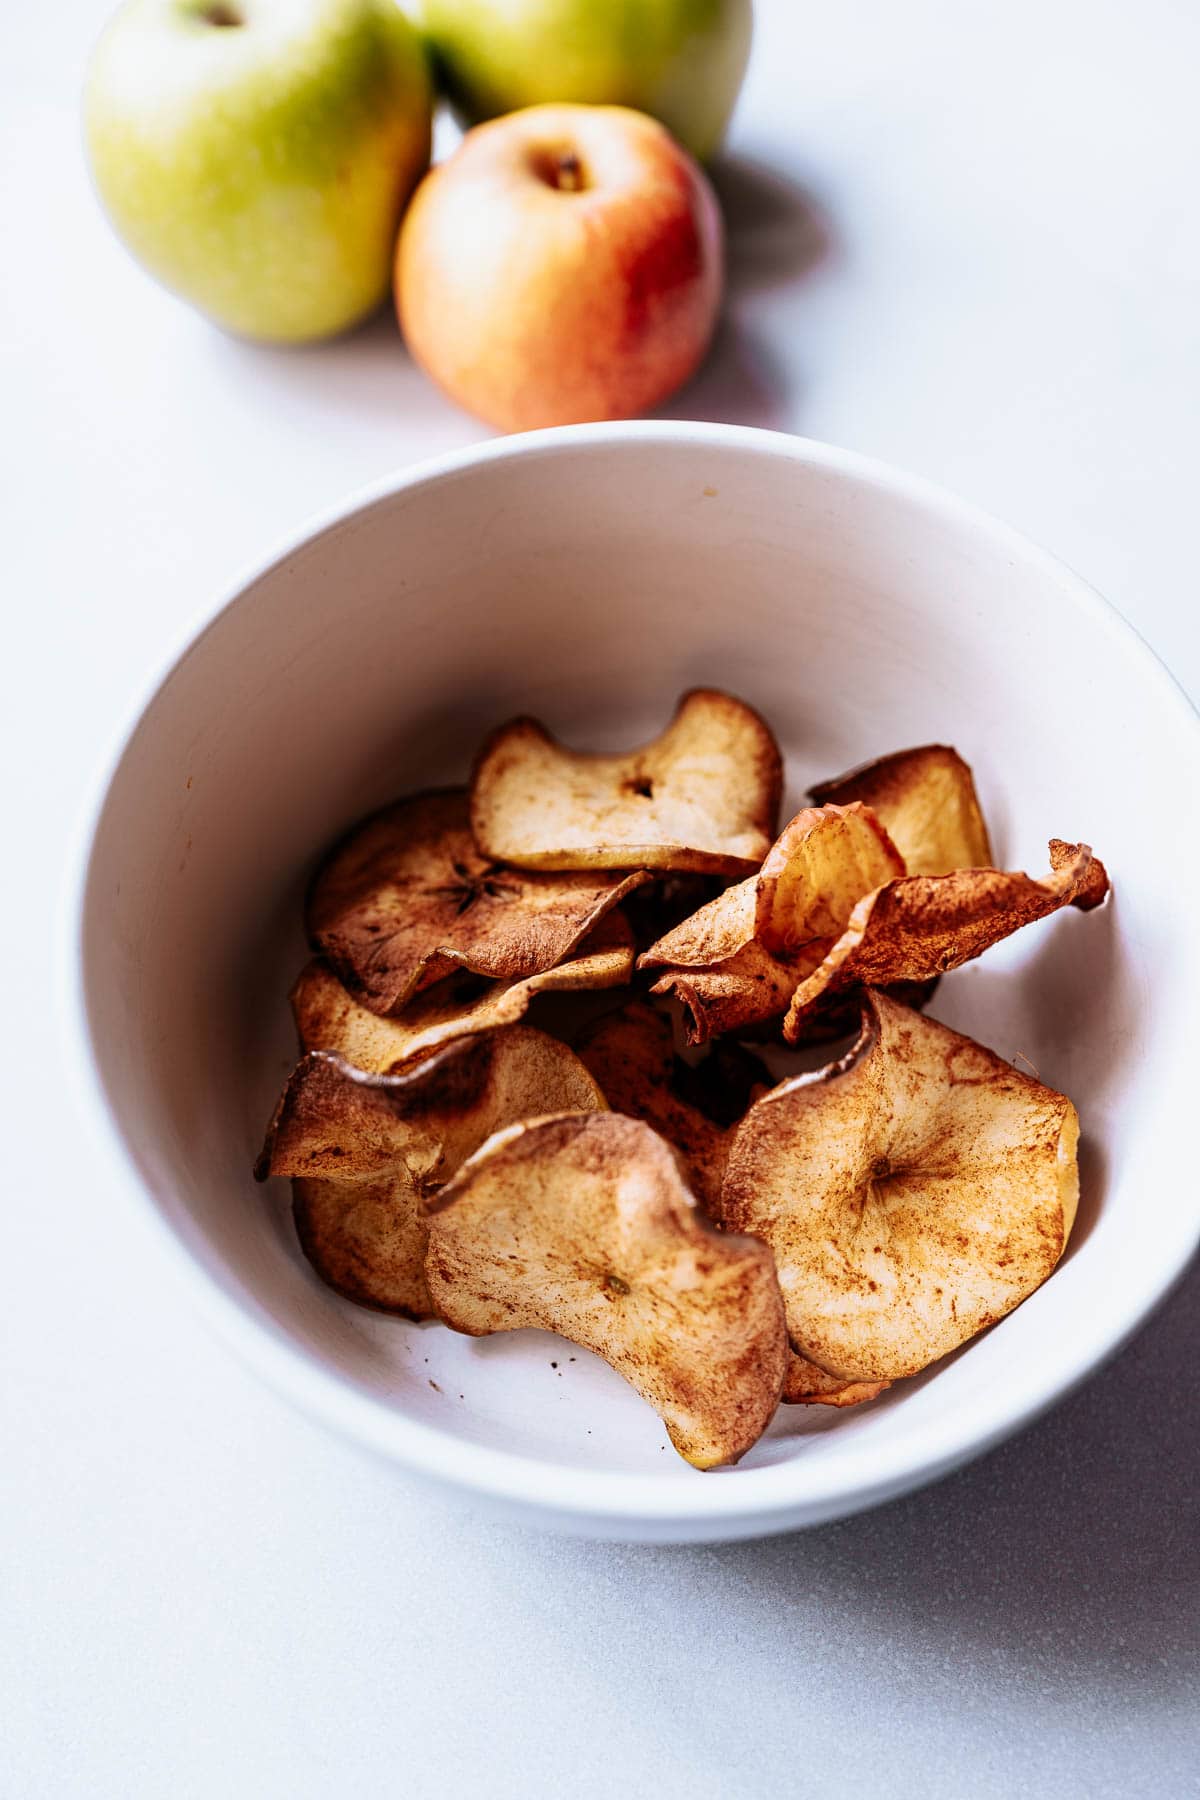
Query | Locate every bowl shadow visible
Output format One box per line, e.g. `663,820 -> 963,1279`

486,1253 -> 1199,1703
710,1250 -> 1200,1689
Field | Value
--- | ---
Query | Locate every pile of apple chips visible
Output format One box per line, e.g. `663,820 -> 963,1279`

257,691 -> 1109,1468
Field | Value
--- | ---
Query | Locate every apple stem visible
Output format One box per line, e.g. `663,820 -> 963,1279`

555,151 -> 583,192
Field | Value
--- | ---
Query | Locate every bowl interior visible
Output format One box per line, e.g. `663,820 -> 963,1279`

78,427 -> 1200,1529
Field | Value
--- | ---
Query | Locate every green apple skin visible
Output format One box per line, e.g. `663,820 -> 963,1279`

85,0 -> 432,342
421,0 -> 752,162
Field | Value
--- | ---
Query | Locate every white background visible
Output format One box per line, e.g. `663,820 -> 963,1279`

4,2 -> 1199,1794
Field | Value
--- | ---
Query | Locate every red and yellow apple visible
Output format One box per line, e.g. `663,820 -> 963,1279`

395,103 -> 723,431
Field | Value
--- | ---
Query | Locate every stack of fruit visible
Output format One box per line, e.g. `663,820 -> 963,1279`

84,0 -> 753,429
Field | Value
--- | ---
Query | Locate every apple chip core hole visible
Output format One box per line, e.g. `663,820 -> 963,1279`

198,3 -> 243,25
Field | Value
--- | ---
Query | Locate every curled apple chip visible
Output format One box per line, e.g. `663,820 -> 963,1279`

293,913 -> 634,1071
810,744 -> 992,875
575,1001 -> 769,1208
426,1112 -> 789,1468
642,865 -> 761,970
783,1355 -> 890,1408
307,788 -> 646,1014
256,1026 -> 606,1316
754,802 -> 907,953
288,1174 -> 435,1319
721,990 -> 1081,1382
470,689 -> 783,876
639,803 -> 904,1042
648,953 -> 939,1049
647,942 -> 803,1045
782,839 -> 1109,1041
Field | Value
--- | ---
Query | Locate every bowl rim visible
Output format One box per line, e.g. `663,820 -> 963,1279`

61,419 -> 1200,1536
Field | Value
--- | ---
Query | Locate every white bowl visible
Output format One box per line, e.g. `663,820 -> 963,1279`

69,422 -> 1200,1542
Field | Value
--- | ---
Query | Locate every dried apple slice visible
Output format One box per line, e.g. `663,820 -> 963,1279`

623,872 -> 726,953
307,788 -> 646,1014
426,1112 -> 788,1468
722,990 -> 1081,1382
639,803 -> 904,1042
783,1355 -> 890,1408
810,744 -> 992,875
293,912 -> 634,1072
287,1174 -> 433,1319
646,942 -> 802,1045
754,802 -> 906,953
783,839 -> 1109,1041
256,1026 -> 606,1317
575,1001 -> 769,1208
470,689 -> 783,876
642,870 -> 762,968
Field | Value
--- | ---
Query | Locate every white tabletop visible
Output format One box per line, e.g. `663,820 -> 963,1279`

5,2 -> 1198,1794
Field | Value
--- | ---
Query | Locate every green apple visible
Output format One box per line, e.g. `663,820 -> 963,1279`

85,0 -> 432,342
421,0 -> 752,162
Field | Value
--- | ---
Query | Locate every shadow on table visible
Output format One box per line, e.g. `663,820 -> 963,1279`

710,1251 -> 1200,1690
206,306 -> 476,435
710,154 -> 836,297
651,155 -> 835,432
653,315 -> 797,430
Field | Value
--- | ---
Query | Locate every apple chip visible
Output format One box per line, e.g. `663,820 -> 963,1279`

639,803 -> 904,1043
470,689 -> 783,876
286,1172 -> 433,1318
810,745 -> 992,875
721,990 -> 1081,1382
782,839 -> 1109,1041
649,955 -> 940,1048
575,1001 -> 770,1208
292,913 -> 634,1071
623,873 -> 726,954
783,1355 -> 890,1408
256,1027 -> 606,1316
754,802 -> 907,952
307,788 -> 646,1014
426,1112 -> 788,1468
646,942 -> 802,1045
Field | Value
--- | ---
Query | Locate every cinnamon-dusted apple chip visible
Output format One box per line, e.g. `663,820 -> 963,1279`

623,873 -> 726,954
426,1112 -> 788,1468
754,802 -> 907,953
782,839 -> 1109,1041
647,944 -> 804,1046
256,1026 -> 606,1316
721,990 -> 1081,1383
575,1001 -> 770,1208
293,914 -> 634,1072
810,744 -> 992,875
470,689 -> 783,876
639,803 -> 904,1043
308,788 -> 646,1014
783,1355 -> 890,1408
290,1175 -> 434,1319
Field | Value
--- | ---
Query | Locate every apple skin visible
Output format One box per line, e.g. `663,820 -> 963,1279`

85,0 -> 432,343
421,0 -> 752,163
396,104 -> 723,431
